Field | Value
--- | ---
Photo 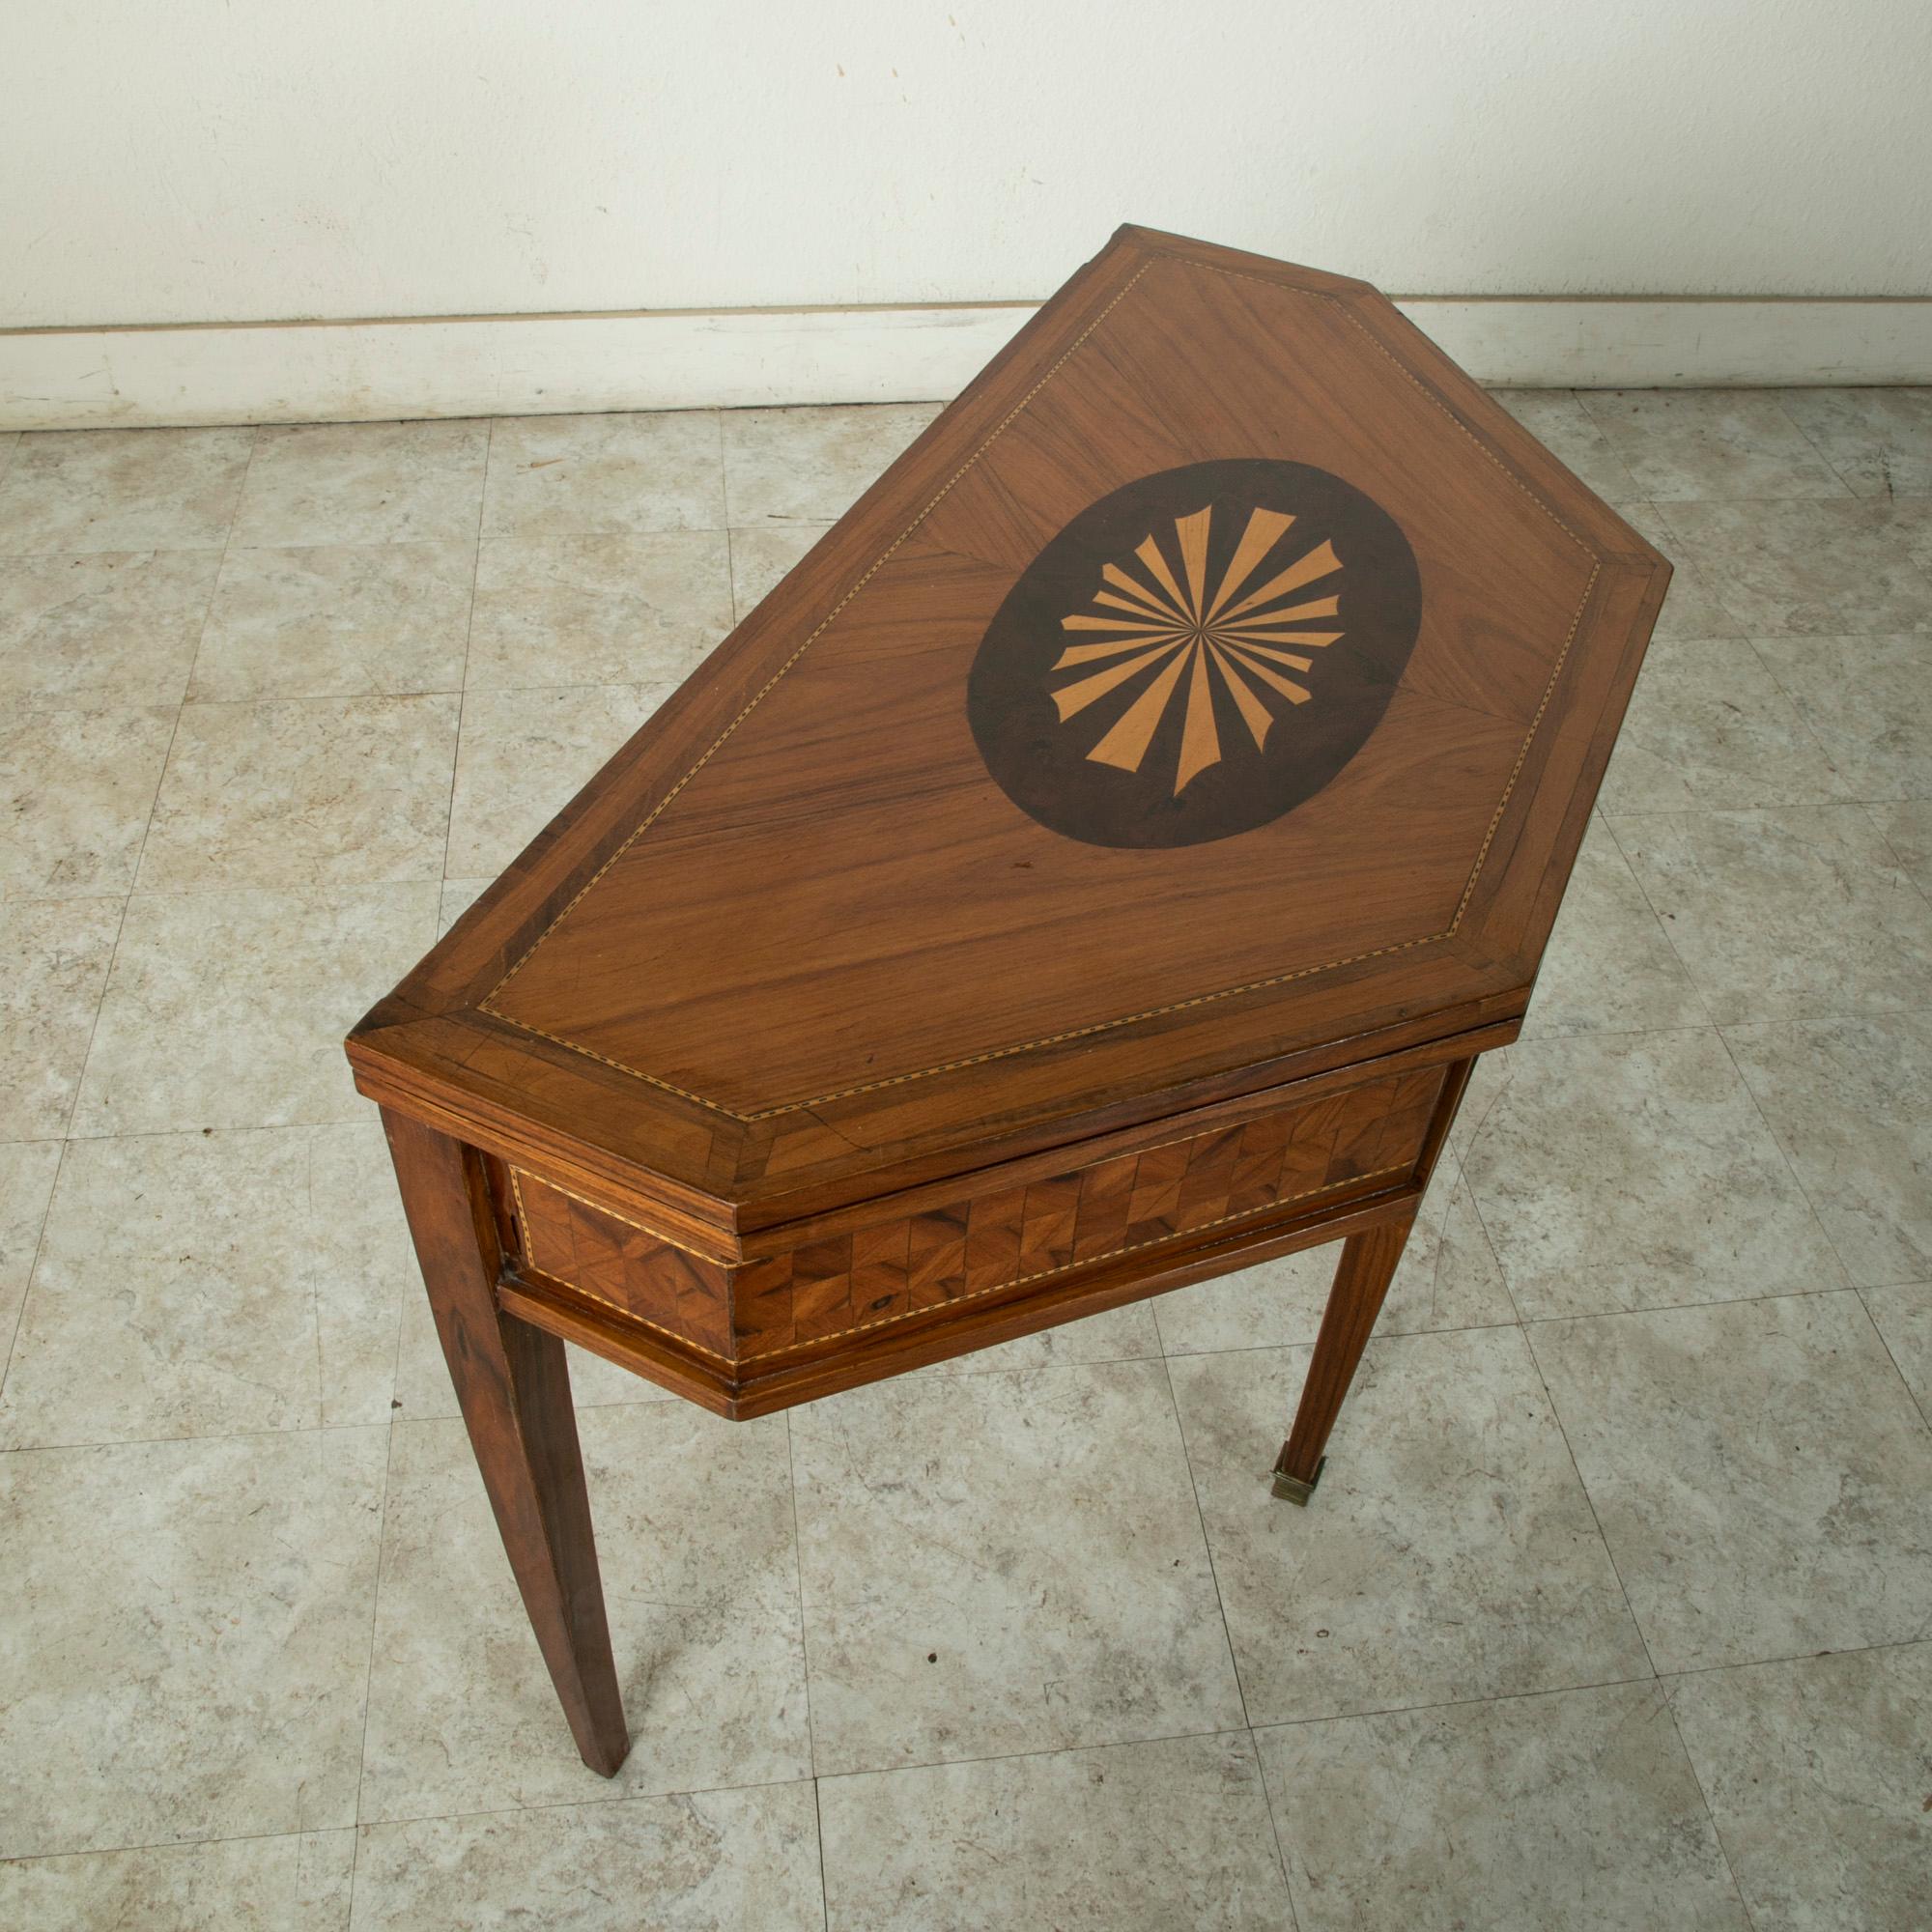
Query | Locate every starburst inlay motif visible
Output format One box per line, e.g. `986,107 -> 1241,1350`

1050,504 -> 1344,795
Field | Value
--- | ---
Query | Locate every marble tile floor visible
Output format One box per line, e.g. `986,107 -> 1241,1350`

0,392 -> 1928,1930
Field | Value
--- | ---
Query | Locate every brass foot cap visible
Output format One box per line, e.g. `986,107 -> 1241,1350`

1269,1455 -> 1325,1506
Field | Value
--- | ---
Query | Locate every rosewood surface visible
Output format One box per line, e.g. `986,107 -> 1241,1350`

348,224 -> 1667,1772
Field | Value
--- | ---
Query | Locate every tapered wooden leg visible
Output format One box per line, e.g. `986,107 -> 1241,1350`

381,1107 -> 630,1776
1271,1210 -> 1416,1504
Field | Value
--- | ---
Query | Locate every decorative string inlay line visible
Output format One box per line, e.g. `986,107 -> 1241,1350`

1053,502 -> 1344,795
515,1158 -> 1414,1368
509,1167 -> 735,1363
477,252 -> 1609,1122
736,1162 -> 1414,1358
510,1091 -> 1378,1278
510,1166 -> 727,1264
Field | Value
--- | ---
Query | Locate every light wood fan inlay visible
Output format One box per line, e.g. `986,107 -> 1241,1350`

1052,503 -> 1346,794
967,456 -> 1422,851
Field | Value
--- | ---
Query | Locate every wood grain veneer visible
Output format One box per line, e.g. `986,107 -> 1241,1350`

348,225 -> 1669,1773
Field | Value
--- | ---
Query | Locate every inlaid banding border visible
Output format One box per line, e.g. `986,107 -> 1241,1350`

506,1157 -> 1416,1371
509,1166 -> 735,1363
736,1160 -> 1413,1361
478,252 -> 1607,1123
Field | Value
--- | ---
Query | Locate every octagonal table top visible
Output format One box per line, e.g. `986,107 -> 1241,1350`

350,225 -> 1667,1237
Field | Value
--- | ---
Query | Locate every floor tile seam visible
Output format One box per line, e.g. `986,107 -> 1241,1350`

807,1722 -> 1248,1789
8,485 -> 1921,559
1150,1351 -> 1303,1913
1520,1297 -> 1932,1664
220,532 -> 523,554
465,667 -> 718,696
16,1634 -> 1924,1871
1618,484 -> 1864,506
1241,1730 -> 1307,1931
438,425 -> 493,888
1600,800 -> 1932,825
1153,1352 -> 1255,1735
1654,1630 -> 1932,1686
0,1138 -> 74,1412
479,400 -> 734,542
1591,810 -> 1724,1032
1770,388 -> 1870,502
1647,488 -> 1932,509
1573,390 -> 1865,503
1240,1665 -> 1667,1737
710,407 -> 730,543
28,441 -> 234,1138
301,1132 -> 330,1428
1253,1656 -> 1765,1919
58,876 -> 452,908
361,1747 -> 1286,1842
191,683 -> 475,701
1706,1025 -> 1863,1293
0,1770 -> 826,1868
171,428 -> 258,724
8,893 -> 127,1128
1530,384 -> 1638,502
1422,1145 -> 1511,1330
809,1765 -> 830,1931
724,526 -> 744,629
149,688 -> 472,712
100,443 -> 241,911
0,1821 -> 358,1868
58,1116 -> 401,1147
347,1415 -> 400,1906
1654,1685 -> 1764,1929
1712,1003 -> 1932,1041
1515,1319 -> 1662,1680
1727,629 -> 1902,807
782,1408 -> 824,1790
1515,1281 -> 1869,1338
0,541 -> 234,561
1850,1287 -> 1932,1439
1152,1278 -> 1907,1370
1859,802 -> 1932,915
1627,497 -> 1748,638
1440,1145 -> 1528,1326
0,1416 -> 393,1460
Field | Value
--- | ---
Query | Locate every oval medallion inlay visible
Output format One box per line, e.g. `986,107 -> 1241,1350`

967,459 -> 1423,847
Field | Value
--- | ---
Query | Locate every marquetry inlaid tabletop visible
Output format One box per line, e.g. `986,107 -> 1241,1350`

351,226 -> 1666,1231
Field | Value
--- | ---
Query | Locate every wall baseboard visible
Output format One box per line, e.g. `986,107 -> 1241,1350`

3,298 -> 1927,431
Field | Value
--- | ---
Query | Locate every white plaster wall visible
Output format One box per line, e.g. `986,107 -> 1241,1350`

5,0 -> 1929,328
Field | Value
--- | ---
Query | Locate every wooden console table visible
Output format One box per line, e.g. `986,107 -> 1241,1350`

348,226 -> 1667,1775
